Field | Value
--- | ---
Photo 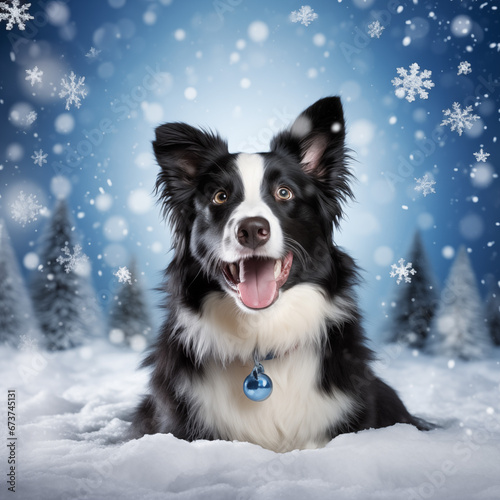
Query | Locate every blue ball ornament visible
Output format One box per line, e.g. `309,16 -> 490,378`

243,370 -> 273,402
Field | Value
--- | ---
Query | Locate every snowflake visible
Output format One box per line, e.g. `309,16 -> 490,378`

390,258 -> 417,285
391,63 -> 434,103
56,244 -> 89,273
114,266 -> 132,285
59,71 -> 88,110
457,61 -> 472,76
85,46 -> 101,58
10,191 -> 42,226
25,65 -> 43,86
473,148 -> 490,163
0,0 -> 33,30
31,149 -> 48,166
18,334 -> 38,352
414,174 -> 436,197
441,102 -> 480,136
290,5 -> 318,26
368,20 -> 384,38
26,110 -> 37,125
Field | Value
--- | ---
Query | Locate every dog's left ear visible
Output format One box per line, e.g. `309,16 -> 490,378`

270,96 -> 352,226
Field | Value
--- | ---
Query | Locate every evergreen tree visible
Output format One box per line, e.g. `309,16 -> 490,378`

0,219 -> 40,347
485,288 -> 500,346
386,231 -> 439,348
30,201 -> 103,350
429,246 -> 492,360
108,256 -> 152,350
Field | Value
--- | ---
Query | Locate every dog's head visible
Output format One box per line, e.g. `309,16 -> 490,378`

153,97 -> 352,311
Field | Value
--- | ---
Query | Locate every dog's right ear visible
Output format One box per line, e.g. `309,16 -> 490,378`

152,123 -> 228,227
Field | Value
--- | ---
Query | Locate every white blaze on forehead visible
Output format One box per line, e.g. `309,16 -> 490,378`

220,153 -> 284,263
236,153 -> 265,203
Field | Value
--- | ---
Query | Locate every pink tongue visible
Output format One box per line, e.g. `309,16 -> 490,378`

237,258 -> 277,309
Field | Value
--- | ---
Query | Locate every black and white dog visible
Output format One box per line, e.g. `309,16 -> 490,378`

132,97 -> 429,452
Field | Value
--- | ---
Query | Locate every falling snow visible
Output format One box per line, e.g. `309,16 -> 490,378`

31,149 -> 48,167
25,65 -> 43,86
18,334 -> 38,352
0,0 -> 33,30
368,20 -> 384,38
290,6 -> 318,27
441,102 -> 480,136
85,46 -> 101,58
59,71 -> 88,110
391,63 -> 434,103
26,110 -> 37,125
114,266 -> 133,285
10,191 -> 42,226
473,148 -> 490,162
415,174 -> 436,197
457,61 -> 472,76
390,258 -> 417,285
56,244 -> 89,274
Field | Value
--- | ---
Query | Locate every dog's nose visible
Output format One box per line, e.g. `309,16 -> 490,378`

236,217 -> 271,249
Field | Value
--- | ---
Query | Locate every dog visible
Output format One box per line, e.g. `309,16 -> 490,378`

132,97 -> 430,452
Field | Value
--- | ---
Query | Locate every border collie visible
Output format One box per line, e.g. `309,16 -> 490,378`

132,97 -> 429,452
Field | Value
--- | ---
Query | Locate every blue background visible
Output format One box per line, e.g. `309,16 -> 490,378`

1,0 -> 498,343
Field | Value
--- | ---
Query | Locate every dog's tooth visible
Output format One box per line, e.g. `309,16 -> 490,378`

274,259 -> 282,279
229,263 -> 238,281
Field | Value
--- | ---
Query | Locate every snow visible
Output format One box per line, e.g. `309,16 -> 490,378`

0,0 -> 33,30
85,46 -> 101,58
25,66 -> 43,86
59,71 -> 88,110
440,103 -> 480,136
114,266 -> 132,285
2,340 -> 500,499
25,110 -> 37,125
390,258 -> 417,285
50,175 -> 72,199
450,15 -> 473,37
56,244 -> 90,274
368,20 -> 384,39
391,63 -> 435,103
457,61 -> 472,76
184,87 -> 197,100
247,21 -> 269,42
54,113 -> 75,134
31,149 -> 48,167
473,148 -> 490,163
414,174 -> 436,197
10,191 -> 42,226
127,188 -> 153,214
290,6 -> 318,27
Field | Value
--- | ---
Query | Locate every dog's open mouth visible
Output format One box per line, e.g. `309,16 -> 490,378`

222,252 -> 293,310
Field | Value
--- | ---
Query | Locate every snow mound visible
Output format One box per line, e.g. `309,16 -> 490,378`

1,341 -> 499,499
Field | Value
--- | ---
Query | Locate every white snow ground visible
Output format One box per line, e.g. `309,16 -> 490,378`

1,340 -> 499,500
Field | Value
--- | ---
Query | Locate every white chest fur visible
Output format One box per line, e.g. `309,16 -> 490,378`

175,284 -> 357,452
191,347 -> 355,452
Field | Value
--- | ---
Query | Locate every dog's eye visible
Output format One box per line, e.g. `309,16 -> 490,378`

275,187 -> 293,201
213,190 -> 229,205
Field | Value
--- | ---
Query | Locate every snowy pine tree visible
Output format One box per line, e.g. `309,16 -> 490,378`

428,246 -> 492,360
30,201 -> 103,350
0,219 -> 40,347
485,288 -> 500,346
386,231 -> 439,348
108,256 -> 152,350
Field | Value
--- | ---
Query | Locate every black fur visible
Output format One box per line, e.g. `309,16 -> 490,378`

132,97 -> 431,447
